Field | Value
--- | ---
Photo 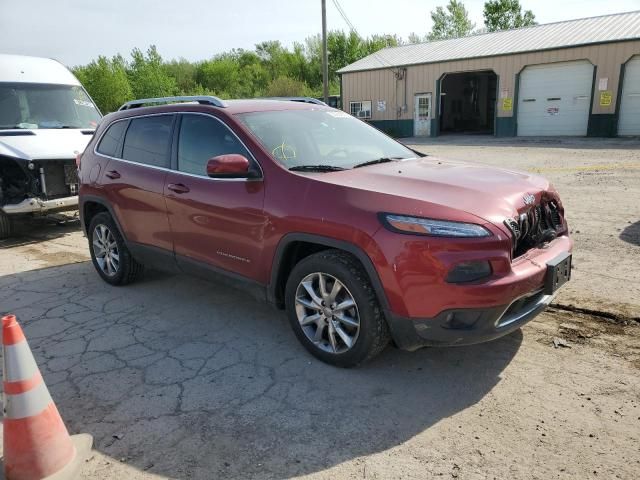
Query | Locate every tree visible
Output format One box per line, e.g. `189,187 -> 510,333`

74,30 -> 411,106
408,32 -> 425,44
428,0 -> 475,40
483,0 -> 536,32
266,76 -> 312,97
73,55 -> 132,113
162,58 -> 198,95
128,46 -> 176,99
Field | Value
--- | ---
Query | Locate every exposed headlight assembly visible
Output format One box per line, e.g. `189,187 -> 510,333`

381,214 -> 491,238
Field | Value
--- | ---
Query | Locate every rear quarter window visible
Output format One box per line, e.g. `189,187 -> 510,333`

96,120 -> 127,157
122,115 -> 173,168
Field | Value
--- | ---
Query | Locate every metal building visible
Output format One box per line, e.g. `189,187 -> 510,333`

337,11 -> 640,137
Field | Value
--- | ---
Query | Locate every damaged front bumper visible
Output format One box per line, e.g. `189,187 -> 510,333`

1,195 -> 78,215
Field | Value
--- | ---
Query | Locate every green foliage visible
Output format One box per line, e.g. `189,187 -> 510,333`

483,0 -> 536,31
266,76 -> 313,97
128,46 -> 177,99
72,55 -> 132,113
428,0 -> 475,40
407,32 -> 426,44
73,31 -> 407,109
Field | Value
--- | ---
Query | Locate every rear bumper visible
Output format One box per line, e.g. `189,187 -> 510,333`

387,289 -> 555,350
1,196 -> 78,215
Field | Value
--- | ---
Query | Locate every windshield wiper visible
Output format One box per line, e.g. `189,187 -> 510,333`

289,165 -> 346,172
353,157 -> 405,169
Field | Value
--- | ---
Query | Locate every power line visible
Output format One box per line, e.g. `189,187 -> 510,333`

331,0 -> 360,37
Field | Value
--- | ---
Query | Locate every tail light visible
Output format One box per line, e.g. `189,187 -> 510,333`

75,152 -> 82,170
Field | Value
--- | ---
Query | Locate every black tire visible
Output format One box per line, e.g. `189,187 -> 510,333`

285,249 -> 390,367
0,211 -> 12,239
88,212 -> 143,285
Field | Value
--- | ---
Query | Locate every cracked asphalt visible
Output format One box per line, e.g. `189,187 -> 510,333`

1,138 -> 639,479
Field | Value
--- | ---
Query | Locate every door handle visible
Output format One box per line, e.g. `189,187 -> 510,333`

105,170 -> 121,179
167,183 -> 190,194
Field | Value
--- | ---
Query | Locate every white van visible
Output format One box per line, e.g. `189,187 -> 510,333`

0,54 -> 101,238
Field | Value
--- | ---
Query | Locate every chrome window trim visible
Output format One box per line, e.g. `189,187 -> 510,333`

92,112 -> 263,182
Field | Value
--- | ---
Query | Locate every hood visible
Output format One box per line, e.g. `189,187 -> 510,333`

0,129 -> 93,160
317,157 -> 553,226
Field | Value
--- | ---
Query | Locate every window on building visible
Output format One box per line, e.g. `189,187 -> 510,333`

418,96 -> 431,120
350,101 -> 372,119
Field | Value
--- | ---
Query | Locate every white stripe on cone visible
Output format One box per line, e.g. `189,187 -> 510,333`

3,340 -> 39,382
3,380 -> 53,419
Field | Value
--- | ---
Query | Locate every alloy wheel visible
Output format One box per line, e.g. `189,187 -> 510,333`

92,224 -> 119,276
294,272 -> 360,353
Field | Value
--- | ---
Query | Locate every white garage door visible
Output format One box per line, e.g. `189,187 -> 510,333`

517,61 -> 593,136
618,56 -> 640,136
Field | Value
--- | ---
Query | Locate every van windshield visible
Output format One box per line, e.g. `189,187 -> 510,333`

0,83 -> 101,130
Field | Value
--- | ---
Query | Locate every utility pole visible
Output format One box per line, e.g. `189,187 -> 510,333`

321,0 -> 329,103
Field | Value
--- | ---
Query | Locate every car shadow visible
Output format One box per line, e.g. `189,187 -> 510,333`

0,213 -> 81,249
620,220 -> 640,246
1,262 -> 522,479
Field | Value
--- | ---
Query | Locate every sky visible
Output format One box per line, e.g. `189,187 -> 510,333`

1,0 -> 639,66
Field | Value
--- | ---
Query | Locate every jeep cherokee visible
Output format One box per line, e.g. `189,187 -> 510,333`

78,96 -> 572,367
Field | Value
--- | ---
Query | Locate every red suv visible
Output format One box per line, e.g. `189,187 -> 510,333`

78,96 -> 572,367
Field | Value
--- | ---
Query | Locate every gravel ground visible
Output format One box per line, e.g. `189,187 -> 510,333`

0,137 -> 638,480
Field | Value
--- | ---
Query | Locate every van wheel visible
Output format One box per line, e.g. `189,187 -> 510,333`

0,211 -> 11,239
88,212 -> 143,285
285,250 -> 390,368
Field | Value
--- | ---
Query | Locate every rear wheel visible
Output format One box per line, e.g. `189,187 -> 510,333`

285,250 -> 390,367
0,211 -> 11,239
88,212 -> 143,285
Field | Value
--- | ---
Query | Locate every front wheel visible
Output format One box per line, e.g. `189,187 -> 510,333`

88,212 -> 143,285
285,250 -> 390,367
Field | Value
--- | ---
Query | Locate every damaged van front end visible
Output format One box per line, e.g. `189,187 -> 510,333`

0,152 -> 81,215
0,53 -> 102,238
0,129 -> 99,238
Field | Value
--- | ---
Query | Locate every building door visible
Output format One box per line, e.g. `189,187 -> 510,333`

618,56 -> 640,136
414,93 -> 431,136
517,61 -> 593,136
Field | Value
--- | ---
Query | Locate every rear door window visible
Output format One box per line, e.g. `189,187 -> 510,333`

96,120 -> 127,157
122,115 -> 173,168
177,114 -> 251,176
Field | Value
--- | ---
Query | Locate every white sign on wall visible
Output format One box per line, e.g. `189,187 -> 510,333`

598,77 -> 608,91
377,100 -> 386,112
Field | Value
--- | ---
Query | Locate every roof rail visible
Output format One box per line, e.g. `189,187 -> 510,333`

264,96 -> 328,106
118,95 -> 227,111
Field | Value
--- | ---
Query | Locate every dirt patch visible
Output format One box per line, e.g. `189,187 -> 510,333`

536,308 -> 640,370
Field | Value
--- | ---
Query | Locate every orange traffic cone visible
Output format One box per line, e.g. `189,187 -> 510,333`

2,314 -> 93,480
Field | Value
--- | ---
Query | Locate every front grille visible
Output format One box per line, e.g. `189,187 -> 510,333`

33,160 -> 78,199
505,200 -> 564,258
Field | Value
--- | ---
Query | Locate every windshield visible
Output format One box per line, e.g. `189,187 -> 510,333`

0,82 -> 101,130
237,109 -> 415,170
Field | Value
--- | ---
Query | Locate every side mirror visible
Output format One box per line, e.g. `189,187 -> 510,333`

206,154 -> 254,178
